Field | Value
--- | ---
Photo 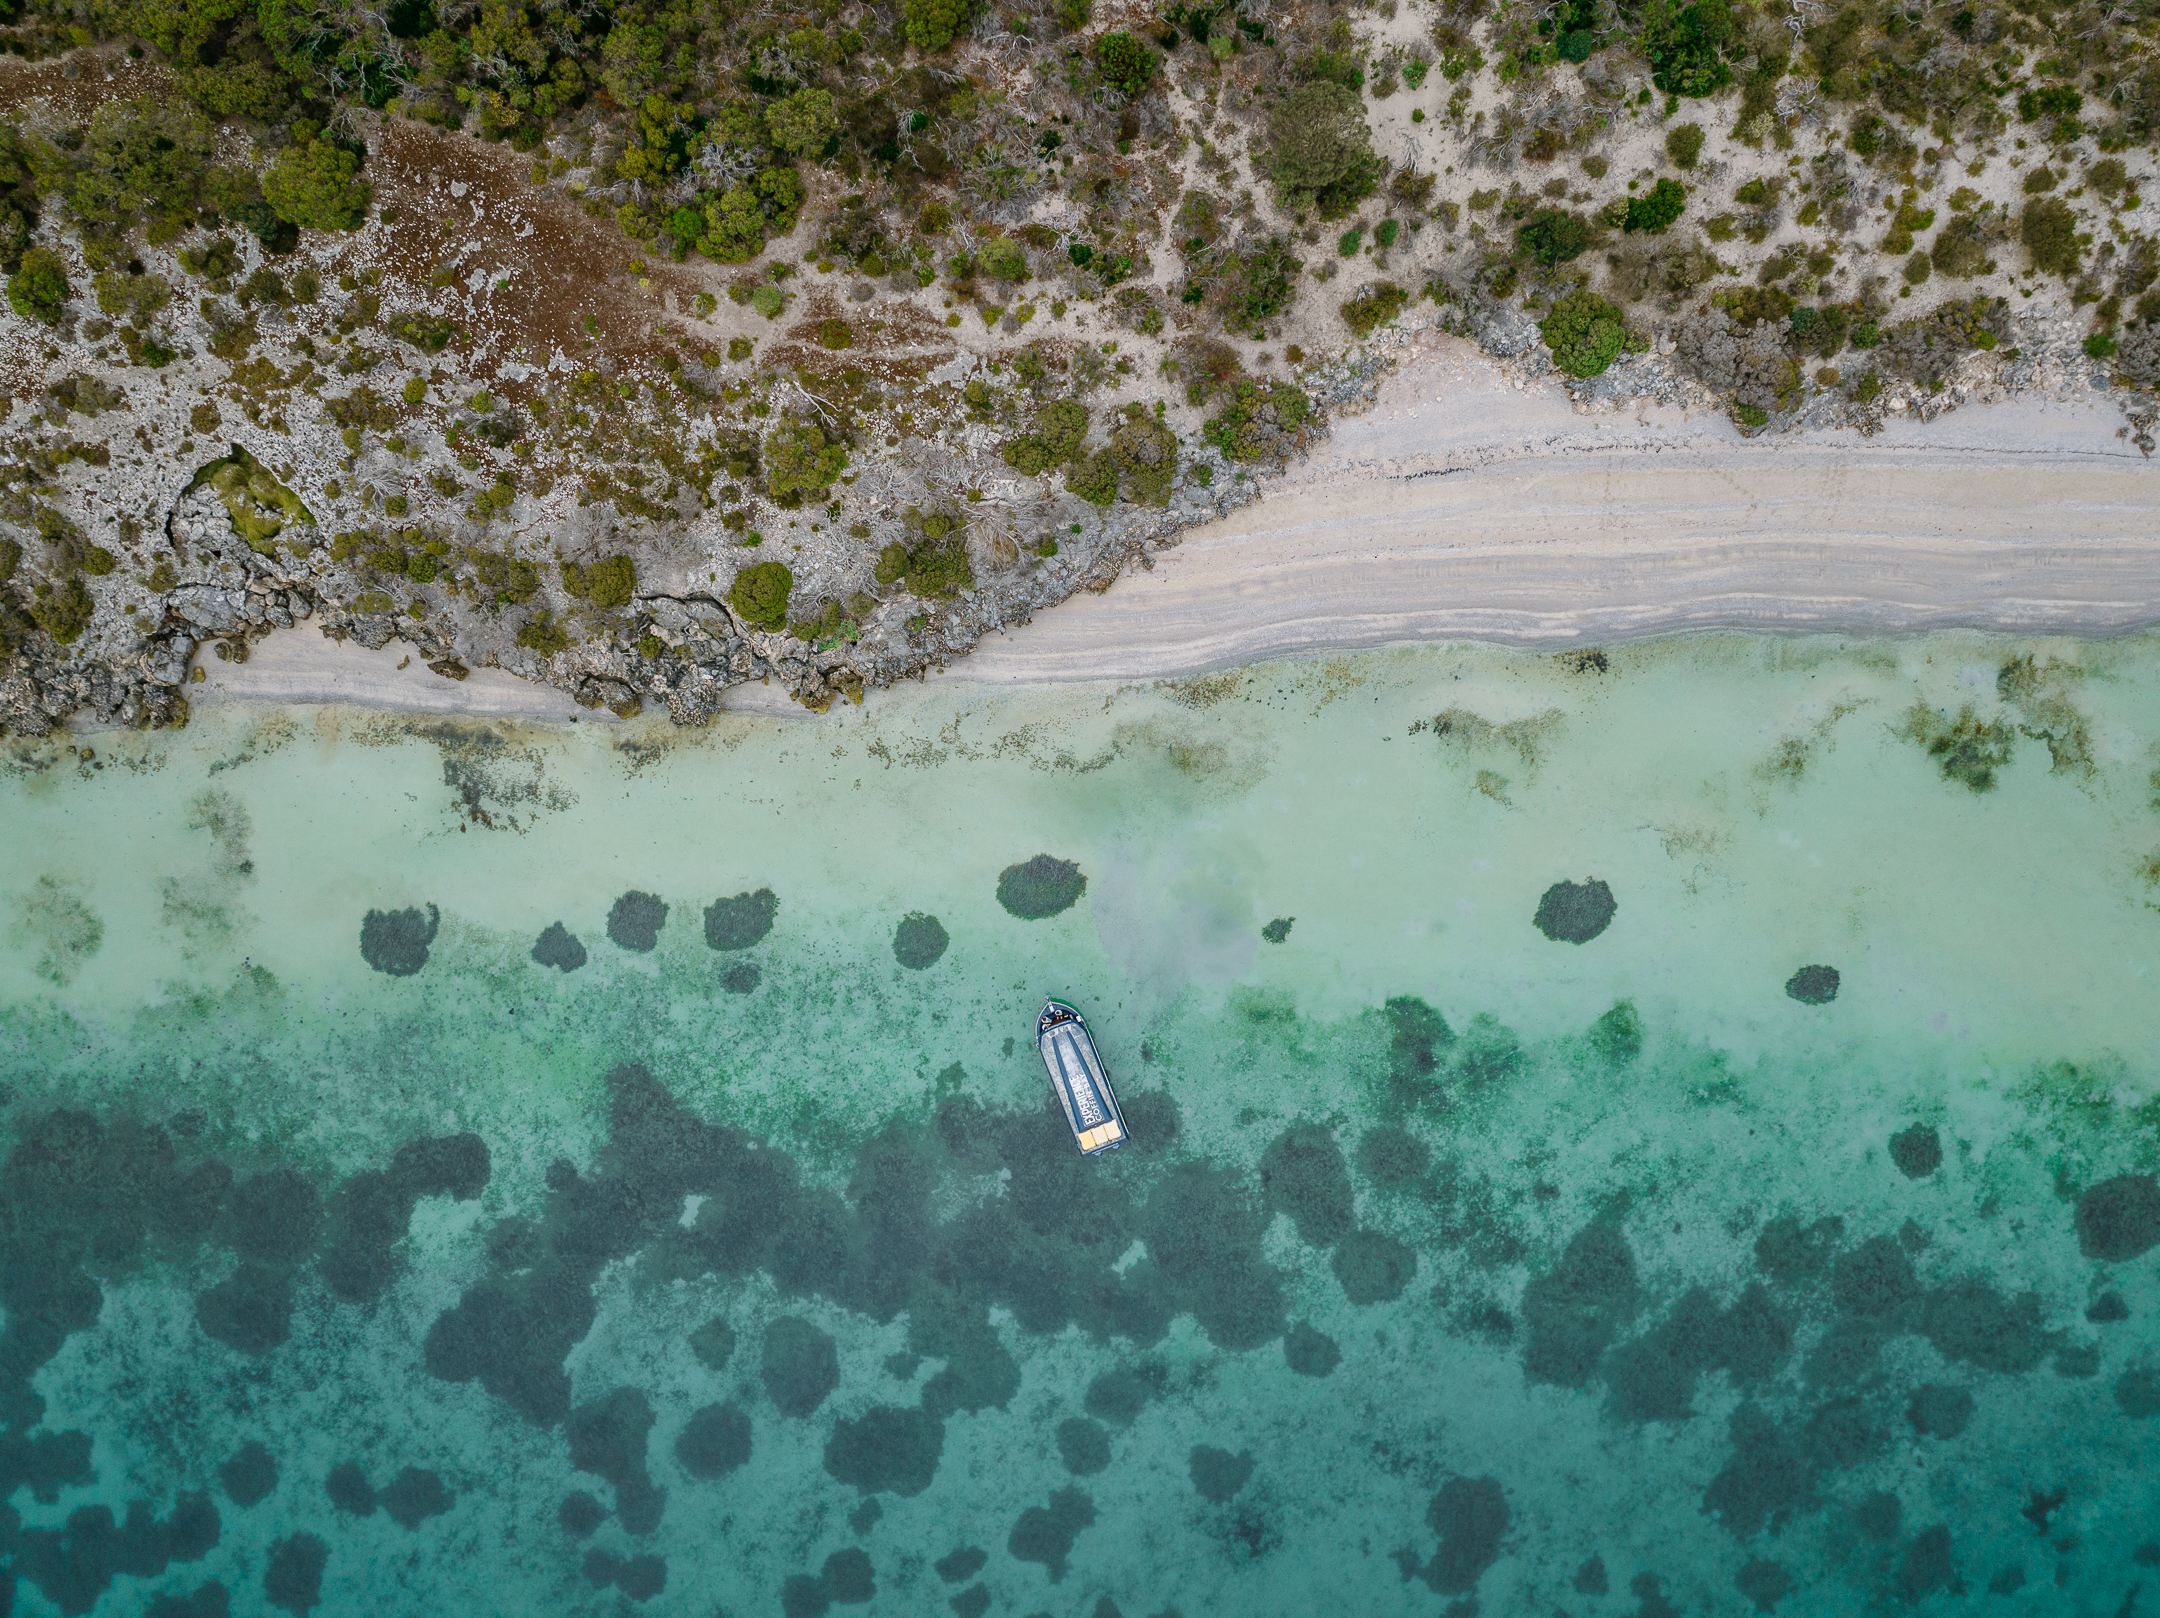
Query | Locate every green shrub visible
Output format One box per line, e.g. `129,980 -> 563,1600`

1519,208 -> 1588,265
2017,84 -> 2082,123
27,577 -> 93,644
980,238 -> 1029,282
1539,287 -> 1625,378
1064,448 -> 1120,506
516,611 -> 573,655
1644,0 -> 1736,96
763,416 -> 848,498
1665,122 -> 1705,168
2021,196 -> 2080,277
1268,81 -> 1379,218
1903,250 -> 1932,285
264,137 -> 372,232
1341,281 -> 1408,338
1623,178 -> 1687,233
764,88 -> 838,158
1558,28 -> 1594,62
1094,31 -> 1157,94
817,318 -> 853,349
900,535 -> 974,597
1375,218 -> 1399,249
904,0 -> 975,49
731,560 -> 794,629
1338,226 -> 1364,256
8,247 -> 69,325
1001,398 -> 1089,473
2085,332 -> 2118,358
562,554 -> 637,607
1203,376 -> 1313,461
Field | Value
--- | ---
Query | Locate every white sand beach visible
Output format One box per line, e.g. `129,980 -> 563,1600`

195,334 -> 2158,713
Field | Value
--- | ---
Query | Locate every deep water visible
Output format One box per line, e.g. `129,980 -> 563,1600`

2,634 -> 2158,1617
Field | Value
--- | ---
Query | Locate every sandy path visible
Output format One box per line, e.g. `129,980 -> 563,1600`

947,338 -> 2159,683
195,336 -> 2156,714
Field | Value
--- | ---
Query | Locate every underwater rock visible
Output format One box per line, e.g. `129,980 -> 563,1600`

892,911 -> 950,969
324,1461 -> 376,1516
1283,1322 -> 1341,1378
1057,1417 -> 1111,1476
14,1492 -> 223,1613
934,1548 -> 987,1584
587,1549 -> 667,1602
228,1168 -> 323,1266
705,888 -> 779,950
689,1317 -> 736,1369
195,1263 -> 293,1354
1261,917 -> 1294,944
1383,996 -> 1455,1113
1007,1485 -> 1096,1582
1588,999 -> 1644,1064
996,854 -> 1087,920
1921,1276 -> 2043,1373
821,1547 -> 875,1604
1784,965 -> 1840,1005
1521,1220 -> 1640,1388
1533,878 -> 1615,944
360,903 -> 440,975
264,1532 -> 327,1615
1333,1229 -> 1417,1304
2021,1486 -> 2068,1535
1258,1125 -> 1354,1247
146,1586 -> 230,1618
2116,1365 -> 2160,1418
1987,1567 -> 2028,1596
2087,1292 -> 2130,1323
1140,1161 -> 1287,1350
1084,1365 -> 1160,1426
1896,1524 -> 1957,1601
1355,1126 -> 1431,1190
1701,1402 -> 1817,1540
780,1572 -> 830,1617
675,1402 -> 753,1479
2074,1173 -> 2160,1262
1852,1490 -> 1902,1539
1888,1124 -> 1942,1179
1833,1236 -> 1919,1321
606,891 -> 668,951
1734,1558 -> 1793,1614
1189,1445 -> 1254,1504
558,1492 -> 605,1537
721,961 -> 761,994
1574,1556 -> 1608,1594
1905,1384 -> 1975,1439
531,922 -> 587,971
824,1404 -> 945,1496
2056,1342 -> 2102,1377
947,1590 -> 990,1618
220,1442 -> 277,1507
567,1387 -> 665,1535
763,1317 -> 841,1417
1420,1475 -> 1509,1595
1607,1284 -> 1792,1423
381,1467 -> 453,1529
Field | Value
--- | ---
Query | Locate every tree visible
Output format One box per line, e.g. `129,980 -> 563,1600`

1268,82 -> 1379,219
731,561 -> 794,630
1094,31 -> 1156,94
264,137 -> 372,232
763,415 -> 848,499
2021,196 -> 2080,277
765,88 -> 838,159
8,247 -> 68,325
1623,177 -> 1687,233
1540,288 -> 1625,378
563,554 -> 637,607
904,0 -> 975,50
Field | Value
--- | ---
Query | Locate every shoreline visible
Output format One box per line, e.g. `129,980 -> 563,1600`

187,338 -> 2158,715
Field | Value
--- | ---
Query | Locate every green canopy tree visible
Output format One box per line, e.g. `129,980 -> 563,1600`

1539,288 -> 1626,378
1268,82 -> 1378,218
264,134 -> 372,232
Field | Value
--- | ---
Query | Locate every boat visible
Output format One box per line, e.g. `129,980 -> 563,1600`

1037,999 -> 1128,1156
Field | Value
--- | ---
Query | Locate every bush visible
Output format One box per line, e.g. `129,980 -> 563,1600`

1064,449 -> 1120,505
817,318 -> 853,349
264,138 -> 372,232
2085,332 -> 2118,358
2017,84 -> 2082,124
1644,0 -> 1736,96
1665,122 -> 1705,168
563,554 -> 637,608
2021,196 -> 2080,277
1094,31 -> 1156,94
1558,28 -> 1594,61
1518,208 -> 1588,265
1268,81 -> 1378,218
1623,178 -> 1687,233
1539,287 -> 1625,378
731,561 -> 794,629
8,247 -> 68,325
1341,281 -> 1408,338
516,611 -> 573,655
1001,399 -> 1089,473
763,416 -> 848,498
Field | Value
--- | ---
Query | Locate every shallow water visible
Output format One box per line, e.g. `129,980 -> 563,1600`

2,634 -> 2158,1618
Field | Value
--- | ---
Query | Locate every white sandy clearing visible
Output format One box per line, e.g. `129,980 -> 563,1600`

945,335 -> 2160,684
196,333 -> 2156,715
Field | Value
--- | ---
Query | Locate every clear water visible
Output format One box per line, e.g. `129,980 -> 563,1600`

2,634 -> 2157,1618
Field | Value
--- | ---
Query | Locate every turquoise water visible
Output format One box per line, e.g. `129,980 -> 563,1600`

2,635 -> 2158,1617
